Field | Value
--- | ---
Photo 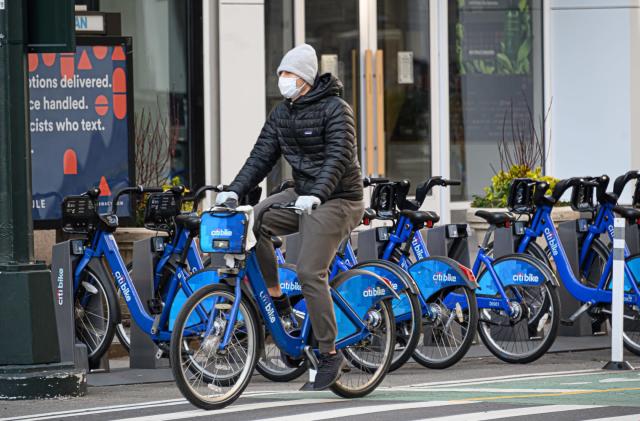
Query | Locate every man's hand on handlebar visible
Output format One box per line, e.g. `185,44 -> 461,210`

215,191 -> 238,206
294,195 -> 321,215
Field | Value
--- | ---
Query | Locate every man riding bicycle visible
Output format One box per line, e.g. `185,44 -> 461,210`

215,43 -> 364,390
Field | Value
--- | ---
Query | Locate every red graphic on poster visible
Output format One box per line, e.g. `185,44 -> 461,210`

60,53 -> 75,79
42,53 -> 56,67
112,68 -> 127,120
111,46 -> 125,61
28,54 -> 39,72
94,95 -> 109,116
63,149 -> 78,175
93,46 -> 108,60
99,176 -> 111,196
78,50 -> 93,70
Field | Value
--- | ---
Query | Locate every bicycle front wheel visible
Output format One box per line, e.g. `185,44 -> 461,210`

170,283 -> 259,410
255,333 -> 307,382
75,266 -> 119,367
478,281 -> 559,364
412,286 -> 478,369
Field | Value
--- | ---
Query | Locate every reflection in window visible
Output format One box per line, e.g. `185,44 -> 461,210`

99,0 -> 192,187
449,0 -> 543,201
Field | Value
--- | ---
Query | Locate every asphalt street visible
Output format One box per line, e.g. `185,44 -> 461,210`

3,348 -> 640,421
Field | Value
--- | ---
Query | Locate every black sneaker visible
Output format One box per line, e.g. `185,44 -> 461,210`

313,351 -> 346,390
272,294 -> 293,318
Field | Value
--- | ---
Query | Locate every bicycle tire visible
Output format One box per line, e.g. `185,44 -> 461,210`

76,266 -> 120,367
412,286 -> 478,369
170,283 -> 260,410
477,254 -> 560,364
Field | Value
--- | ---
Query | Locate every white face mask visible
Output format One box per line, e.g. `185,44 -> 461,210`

278,76 -> 303,99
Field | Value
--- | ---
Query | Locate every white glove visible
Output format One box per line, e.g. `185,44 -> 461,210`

295,195 -> 321,215
215,191 -> 239,205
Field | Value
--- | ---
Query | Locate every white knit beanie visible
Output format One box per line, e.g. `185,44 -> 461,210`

277,43 -> 318,86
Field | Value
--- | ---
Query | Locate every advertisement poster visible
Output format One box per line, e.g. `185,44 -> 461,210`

28,37 -> 134,226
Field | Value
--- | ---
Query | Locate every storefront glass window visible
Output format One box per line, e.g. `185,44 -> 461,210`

265,0 -> 294,192
448,0 -> 543,201
98,0 -> 193,187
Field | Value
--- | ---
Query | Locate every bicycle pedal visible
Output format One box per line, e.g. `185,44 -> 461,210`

560,319 -> 574,326
147,298 -> 164,315
155,349 -> 167,359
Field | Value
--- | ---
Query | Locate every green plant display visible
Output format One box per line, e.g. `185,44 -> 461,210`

471,165 -> 558,208
456,0 -> 532,76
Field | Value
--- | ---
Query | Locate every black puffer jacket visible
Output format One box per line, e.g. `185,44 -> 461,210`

228,74 -> 363,203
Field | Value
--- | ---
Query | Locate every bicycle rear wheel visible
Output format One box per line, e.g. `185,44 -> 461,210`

170,283 -> 259,410
478,281 -> 559,363
412,286 -> 478,369
331,299 -> 395,398
75,266 -> 119,367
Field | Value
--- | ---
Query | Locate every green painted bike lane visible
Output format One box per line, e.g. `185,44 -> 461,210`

263,370 -> 640,407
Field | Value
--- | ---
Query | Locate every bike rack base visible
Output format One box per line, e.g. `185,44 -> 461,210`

130,238 -> 169,369
49,241 -> 99,373
423,225 -> 471,266
557,221 -> 593,336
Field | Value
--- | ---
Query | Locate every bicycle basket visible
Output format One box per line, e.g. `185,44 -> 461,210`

570,181 -> 596,213
61,195 -> 98,234
507,178 -> 537,214
200,210 -> 249,253
370,183 -> 397,218
144,192 -> 181,231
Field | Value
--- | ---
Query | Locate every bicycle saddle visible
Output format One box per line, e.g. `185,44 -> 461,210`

175,214 -> 201,231
400,209 -> 440,226
474,210 -> 515,227
613,205 -> 640,221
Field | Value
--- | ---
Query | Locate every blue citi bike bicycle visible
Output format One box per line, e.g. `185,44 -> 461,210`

170,200 -> 399,409
64,185 -> 233,365
506,175 -> 640,354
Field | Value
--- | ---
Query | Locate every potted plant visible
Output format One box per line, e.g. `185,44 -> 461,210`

114,98 -> 181,263
467,97 -> 576,246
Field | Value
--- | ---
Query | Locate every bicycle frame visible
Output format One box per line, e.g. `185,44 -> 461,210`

74,226 -> 203,342
209,250 -> 383,359
517,205 -> 640,305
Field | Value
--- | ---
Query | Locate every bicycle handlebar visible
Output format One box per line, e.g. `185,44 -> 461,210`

613,170 -> 640,197
415,176 -> 461,206
111,186 -> 163,214
363,177 -> 390,187
187,185 -> 223,210
548,177 -> 599,204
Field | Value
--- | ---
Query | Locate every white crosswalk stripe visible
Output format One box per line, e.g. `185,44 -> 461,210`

112,398 -> 341,421
253,400 -> 476,421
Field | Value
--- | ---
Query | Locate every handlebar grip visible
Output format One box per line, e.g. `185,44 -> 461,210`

444,179 -> 462,186
192,185 -> 222,210
363,177 -> 390,187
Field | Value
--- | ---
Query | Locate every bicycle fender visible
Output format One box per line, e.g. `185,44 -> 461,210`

353,259 -> 419,296
476,253 -> 559,297
408,256 -> 476,302
87,258 -> 114,288
330,269 -> 399,342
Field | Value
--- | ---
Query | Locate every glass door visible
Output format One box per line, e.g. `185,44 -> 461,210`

300,0 -> 440,211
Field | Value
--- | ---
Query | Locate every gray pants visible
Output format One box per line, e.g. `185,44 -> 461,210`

253,189 -> 364,353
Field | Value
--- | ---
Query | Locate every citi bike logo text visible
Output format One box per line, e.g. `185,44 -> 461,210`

260,291 -> 277,323
210,228 -> 233,237
608,223 -> 615,239
412,236 -> 426,260
115,271 -> 132,302
433,272 -> 457,283
280,281 -> 302,292
363,286 -> 387,297
56,268 -> 64,306
544,227 -> 559,256
512,272 -> 539,283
